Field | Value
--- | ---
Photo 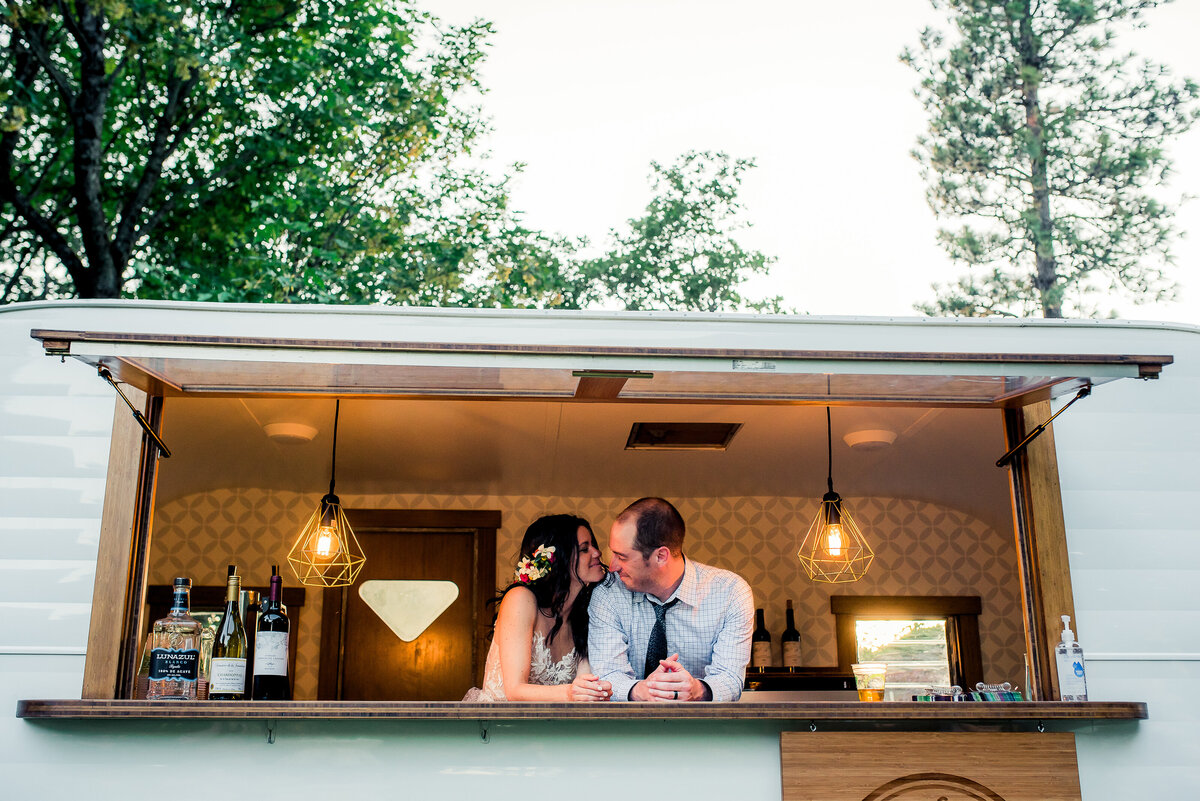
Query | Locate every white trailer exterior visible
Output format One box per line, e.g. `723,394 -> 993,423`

1,300 -> 1196,800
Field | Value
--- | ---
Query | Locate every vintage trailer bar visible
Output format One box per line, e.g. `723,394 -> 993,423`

2,301 -> 1195,800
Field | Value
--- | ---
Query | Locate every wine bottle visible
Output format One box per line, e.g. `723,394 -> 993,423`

241,588 -> 260,698
782,599 -> 802,670
751,607 -> 772,671
252,565 -> 292,701
209,565 -> 248,700
146,577 -> 202,700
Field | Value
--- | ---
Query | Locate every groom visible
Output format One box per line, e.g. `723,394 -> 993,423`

587,497 -> 754,702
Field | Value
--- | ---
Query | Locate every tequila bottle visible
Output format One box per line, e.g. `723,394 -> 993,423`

146,577 -> 202,700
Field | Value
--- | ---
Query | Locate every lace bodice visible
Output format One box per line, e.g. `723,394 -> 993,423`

463,631 -> 580,702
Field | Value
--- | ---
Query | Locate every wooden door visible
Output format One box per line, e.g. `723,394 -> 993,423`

318,510 -> 497,701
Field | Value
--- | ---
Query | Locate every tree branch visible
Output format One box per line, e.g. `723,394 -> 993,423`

54,0 -> 85,42
0,176 -> 88,291
69,1 -> 119,296
0,16 -> 86,290
102,48 -> 134,89
111,71 -> 201,263
132,158 -> 242,246
1,243 -> 35,302
12,19 -> 76,107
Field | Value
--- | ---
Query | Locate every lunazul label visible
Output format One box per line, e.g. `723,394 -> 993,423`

148,648 -> 199,681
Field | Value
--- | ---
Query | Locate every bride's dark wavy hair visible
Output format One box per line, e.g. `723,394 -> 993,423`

500,514 -> 605,657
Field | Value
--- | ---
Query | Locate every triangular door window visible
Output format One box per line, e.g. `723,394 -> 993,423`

358,580 -> 460,642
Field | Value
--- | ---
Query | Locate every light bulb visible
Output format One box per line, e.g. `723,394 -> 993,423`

825,523 -> 844,558
311,524 -> 342,561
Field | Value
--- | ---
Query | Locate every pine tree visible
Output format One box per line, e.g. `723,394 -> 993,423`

904,0 -> 1198,317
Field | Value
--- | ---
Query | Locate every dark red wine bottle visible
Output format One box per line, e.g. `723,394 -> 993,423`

781,599 -> 802,670
251,566 -> 291,700
751,607 -> 771,671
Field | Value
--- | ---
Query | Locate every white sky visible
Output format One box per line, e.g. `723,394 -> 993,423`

435,0 -> 1200,324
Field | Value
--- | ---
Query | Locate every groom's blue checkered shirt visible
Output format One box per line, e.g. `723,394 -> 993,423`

587,557 -> 754,702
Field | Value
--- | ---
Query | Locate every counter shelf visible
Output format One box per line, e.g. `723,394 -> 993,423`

16,699 -> 1147,721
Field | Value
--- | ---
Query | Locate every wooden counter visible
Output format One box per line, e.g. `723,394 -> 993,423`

16,699 -> 1146,721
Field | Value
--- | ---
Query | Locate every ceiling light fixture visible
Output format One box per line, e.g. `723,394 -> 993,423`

264,422 -> 319,444
797,407 -> 874,584
842,428 -> 897,450
288,400 -> 366,588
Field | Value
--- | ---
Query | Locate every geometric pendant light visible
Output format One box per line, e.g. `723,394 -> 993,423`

797,407 -> 874,584
288,399 -> 366,588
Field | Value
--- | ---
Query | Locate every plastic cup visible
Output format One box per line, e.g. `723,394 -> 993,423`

852,663 -> 887,702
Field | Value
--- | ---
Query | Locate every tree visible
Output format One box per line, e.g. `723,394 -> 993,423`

904,0 -> 1198,318
566,151 -> 783,312
1,1 -> 560,304
1,4 -> 779,312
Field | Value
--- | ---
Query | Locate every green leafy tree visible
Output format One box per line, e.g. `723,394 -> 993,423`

0,0 -> 565,305
1,4 -> 779,312
566,150 -> 783,313
904,0 -> 1198,318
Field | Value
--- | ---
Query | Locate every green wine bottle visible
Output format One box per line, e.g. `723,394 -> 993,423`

209,565 -> 248,700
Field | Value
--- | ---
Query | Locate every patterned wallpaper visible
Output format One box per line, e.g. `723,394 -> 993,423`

151,490 -> 1024,699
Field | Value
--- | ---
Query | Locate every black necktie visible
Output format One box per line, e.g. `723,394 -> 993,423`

643,598 -> 679,679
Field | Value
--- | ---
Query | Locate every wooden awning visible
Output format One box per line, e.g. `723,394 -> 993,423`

31,328 -> 1172,407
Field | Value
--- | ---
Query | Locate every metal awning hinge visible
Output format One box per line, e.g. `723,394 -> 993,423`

98,366 -> 171,458
995,384 -> 1090,468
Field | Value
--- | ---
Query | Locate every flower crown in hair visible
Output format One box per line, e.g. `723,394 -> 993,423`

515,545 -> 556,583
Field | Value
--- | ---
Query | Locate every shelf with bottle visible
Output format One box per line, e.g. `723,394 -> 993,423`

252,566 -> 292,701
209,565 -> 249,700
750,599 -> 805,674
138,567 -> 298,702
15,698 -> 1150,722
145,577 -> 203,700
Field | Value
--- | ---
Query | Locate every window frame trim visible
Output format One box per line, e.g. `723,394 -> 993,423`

79,375 -> 1082,704
83,389 -> 160,699
832,595 -> 985,692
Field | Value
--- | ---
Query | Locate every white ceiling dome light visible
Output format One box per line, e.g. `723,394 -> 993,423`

263,422 -> 319,444
843,428 -> 897,450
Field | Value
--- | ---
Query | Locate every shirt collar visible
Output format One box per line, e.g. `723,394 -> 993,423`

637,556 -> 696,607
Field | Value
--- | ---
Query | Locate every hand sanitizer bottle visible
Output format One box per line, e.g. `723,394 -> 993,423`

1055,615 -> 1088,701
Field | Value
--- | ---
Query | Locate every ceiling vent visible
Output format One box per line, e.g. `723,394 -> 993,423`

625,422 -> 742,451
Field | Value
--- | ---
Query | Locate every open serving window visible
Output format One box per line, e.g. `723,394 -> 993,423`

24,325 -> 1169,718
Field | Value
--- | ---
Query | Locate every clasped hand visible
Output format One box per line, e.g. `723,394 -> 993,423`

568,672 -> 612,701
643,653 -> 700,702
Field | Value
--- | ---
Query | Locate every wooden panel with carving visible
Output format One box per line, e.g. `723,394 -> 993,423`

781,732 -> 1081,801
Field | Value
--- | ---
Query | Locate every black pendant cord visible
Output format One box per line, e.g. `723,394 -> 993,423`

826,406 -> 834,494
328,399 -> 340,496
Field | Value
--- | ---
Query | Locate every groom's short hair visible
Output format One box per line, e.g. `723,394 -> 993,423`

619,497 -> 685,559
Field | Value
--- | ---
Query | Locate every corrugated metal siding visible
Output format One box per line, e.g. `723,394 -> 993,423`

1056,329 -> 1200,655
1054,327 -> 1200,800
0,309 -> 111,655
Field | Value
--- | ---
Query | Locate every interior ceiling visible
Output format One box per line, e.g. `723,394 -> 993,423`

155,396 -> 1015,534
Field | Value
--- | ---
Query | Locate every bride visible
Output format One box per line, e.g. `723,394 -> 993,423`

464,514 -> 612,702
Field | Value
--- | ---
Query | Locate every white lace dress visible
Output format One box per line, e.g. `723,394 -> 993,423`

462,631 -> 581,702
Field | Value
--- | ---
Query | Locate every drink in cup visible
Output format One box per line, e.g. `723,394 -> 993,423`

852,662 -> 887,702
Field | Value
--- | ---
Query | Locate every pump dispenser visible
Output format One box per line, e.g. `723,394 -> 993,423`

1055,614 -> 1088,701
